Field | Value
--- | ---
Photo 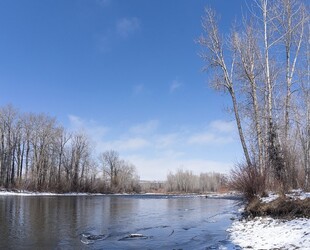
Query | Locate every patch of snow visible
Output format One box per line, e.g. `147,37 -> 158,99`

260,192 -> 279,203
0,191 -> 206,197
206,191 -> 242,198
237,205 -> 245,213
229,217 -> 310,250
207,191 -> 234,196
260,190 -> 310,203
289,189 -> 310,200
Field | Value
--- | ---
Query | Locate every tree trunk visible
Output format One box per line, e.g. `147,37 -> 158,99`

229,86 -> 252,167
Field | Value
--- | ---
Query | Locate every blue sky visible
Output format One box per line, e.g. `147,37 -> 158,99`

0,0 -> 246,180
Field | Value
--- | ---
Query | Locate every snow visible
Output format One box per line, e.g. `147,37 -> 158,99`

0,191 -> 209,198
229,217 -> 310,249
228,190 -> 310,250
260,192 -> 278,203
288,189 -> 310,200
205,191 -> 242,199
261,189 -> 310,203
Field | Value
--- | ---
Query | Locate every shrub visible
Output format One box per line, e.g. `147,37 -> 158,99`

229,163 -> 265,201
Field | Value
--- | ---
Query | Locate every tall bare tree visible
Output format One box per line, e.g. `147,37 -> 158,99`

233,22 -> 265,172
199,0 -> 309,194
198,8 -> 252,167
56,127 -> 71,190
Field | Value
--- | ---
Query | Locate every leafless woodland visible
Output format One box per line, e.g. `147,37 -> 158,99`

198,0 -> 310,197
0,105 -> 141,193
0,106 -> 225,193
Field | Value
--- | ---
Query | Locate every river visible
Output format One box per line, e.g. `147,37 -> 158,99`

0,194 -> 241,249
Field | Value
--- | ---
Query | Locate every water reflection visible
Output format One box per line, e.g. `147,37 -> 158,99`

0,195 -> 240,249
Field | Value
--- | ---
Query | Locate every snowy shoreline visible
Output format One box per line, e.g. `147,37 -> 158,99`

0,190 -> 243,198
229,216 -> 310,249
0,190 -> 224,197
228,190 -> 310,250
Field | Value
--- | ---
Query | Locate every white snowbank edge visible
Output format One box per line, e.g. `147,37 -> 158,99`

228,190 -> 310,250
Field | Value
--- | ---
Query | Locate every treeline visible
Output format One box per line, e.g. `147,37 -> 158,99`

166,169 -> 226,193
199,0 -> 310,198
0,105 -> 227,194
0,105 -> 140,193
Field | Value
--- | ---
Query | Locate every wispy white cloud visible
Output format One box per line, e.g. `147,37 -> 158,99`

67,116 -> 240,180
126,155 -> 233,181
95,16 -> 140,53
116,17 -> 140,38
68,115 -> 109,139
103,137 -> 150,151
188,120 -> 236,145
155,133 -> 180,148
68,117 -> 237,149
130,120 -> 159,135
188,132 -> 234,145
170,79 -> 182,92
68,115 -> 83,128
209,120 -> 235,133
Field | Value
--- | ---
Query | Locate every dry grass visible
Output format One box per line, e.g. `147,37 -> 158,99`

245,197 -> 310,219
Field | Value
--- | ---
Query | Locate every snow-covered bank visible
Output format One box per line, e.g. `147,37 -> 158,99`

0,190 -> 238,198
228,190 -> 310,250
229,217 -> 310,249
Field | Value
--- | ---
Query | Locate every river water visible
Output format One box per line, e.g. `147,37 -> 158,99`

0,194 -> 241,249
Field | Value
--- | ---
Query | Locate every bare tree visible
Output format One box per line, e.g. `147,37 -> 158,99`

296,21 -> 310,190
0,105 -> 18,188
99,150 -> 140,193
56,127 -> 71,190
304,22 -> 310,190
277,0 -> 307,140
70,133 -> 89,192
116,160 -> 140,193
99,150 -> 120,191
0,105 -> 122,193
199,0 -> 309,195
233,22 -> 265,172
165,169 -> 225,193
198,8 -> 252,167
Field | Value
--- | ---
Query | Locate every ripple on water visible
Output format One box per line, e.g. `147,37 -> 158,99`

80,233 -> 108,245
119,233 -> 149,241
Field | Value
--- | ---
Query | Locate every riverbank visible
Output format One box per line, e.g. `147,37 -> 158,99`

0,190 -> 207,197
0,189 -> 241,198
228,190 -> 310,249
